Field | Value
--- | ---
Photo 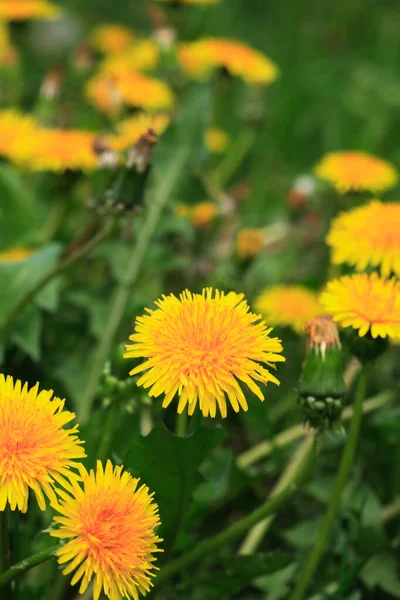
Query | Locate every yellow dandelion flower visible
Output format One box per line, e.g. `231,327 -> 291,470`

327,200 -> 400,278
315,151 -> 398,194
0,247 -> 34,262
110,112 -> 170,152
101,40 -> 159,75
254,286 -> 322,334
86,71 -> 174,115
320,272 -> 400,339
50,460 -> 162,600
14,128 -> 99,172
0,374 -> 85,513
0,109 -> 39,160
205,127 -> 230,153
178,38 -> 279,85
236,228 -> 265,259
191,201 -> 219,228
0,0 -> 61,20
90,24 -> 135,55
124,288 -> 285,418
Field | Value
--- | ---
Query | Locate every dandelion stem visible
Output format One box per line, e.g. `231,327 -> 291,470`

1,220 -> 114,334
0,510 -> 12,599
156,438 -> 318,587
212,128 -> 256,186
288,367 -> 367,600
78,147 -> 190,423
175,412 -> 188,437
0,544 -> 59,589
98,402 -> 119,462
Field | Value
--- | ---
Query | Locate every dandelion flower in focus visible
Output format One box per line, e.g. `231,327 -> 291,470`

125,288 -> 285,418
0,0 -> 61,20
191,201 -> 219,228
0,247 -> 34,262
320,272 -> 400,339
0,374 -> 85,513
110,113 -> 169,152
51,460 -> 162,600
327,200 -> 400,277
236,228 -> 265,259
254,286 -> 322,334
178,38 -> 279,85
315,151 -> 397,194
205,127 -> 230,153
90,24 -> 135,55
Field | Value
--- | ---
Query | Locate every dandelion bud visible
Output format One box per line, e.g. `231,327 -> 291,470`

298,315 -> 346,432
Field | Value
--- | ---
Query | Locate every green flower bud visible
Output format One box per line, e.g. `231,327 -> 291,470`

342,327 -> 389,363
298,316 -> 346,432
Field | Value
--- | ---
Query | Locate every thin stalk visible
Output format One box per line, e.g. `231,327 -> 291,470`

97,402 -> 119,462
238,434 -> 316,555
289,368 -> 367,600
0,510 -> 12,599
2,220 -> 114,334
156,439 -> 318,587
175,412 -> 188,437
0,545 -> 59,589
212,128 -> 256,186
236,390 -> 392,470
78,148 -> 189,423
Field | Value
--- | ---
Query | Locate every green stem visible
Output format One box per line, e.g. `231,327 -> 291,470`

78,148 -> 189,424
289,368 -> 367,600
0,545 -> 59,589
0,511 -> 12,599
175,412 -> 187,437
1,220 -> 114,334
212,128 -> 256,187
236,390 -> 391,470
97,403 -> 119,462
156,438 -> 318,587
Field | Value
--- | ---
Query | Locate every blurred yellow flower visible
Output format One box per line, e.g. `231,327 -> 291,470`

125,288 -> 285,418
0,0 -> 61,20
86,71 -> 174,115
110,113 -> 170,152
254,286 -> 322,334
174,203 -> 192,218
205,127 -> 230,153
327,200 -> 400,277
178,38 -> 279,85
0,247 -> 34,262
315,151 -> 398,194
51,460 -> 162,600
157,0 -> 219,4
0,374 -> 85,513
0,109 -> 38,160
90,24 -> 135,55
236,228 -> 265,259
14,128 -> 99,172
101,40 -> 159,74
191,201 -> 219,228
320,273 -> 400,339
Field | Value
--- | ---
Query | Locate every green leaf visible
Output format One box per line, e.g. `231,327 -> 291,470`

10,304 -> 42,361
123,423 -> 225,551
361,552 -> 400,598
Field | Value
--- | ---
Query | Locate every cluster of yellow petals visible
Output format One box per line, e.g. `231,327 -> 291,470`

178,38 -> 279,85
101,40 -> 160,75
0,247 -> 34,262
0,110 -> 38,159
320,273 -> 400,339
327,200 -> 400,278
125,288 -> 285,418
51,460 -> 162,600
236,228 -> 265,260
109,113 -> 170,152
315,151 -> 398,194
174,202 -> 219,227
254,286 -> 322,334
0,0 -> 61,20
0,375 -> 85,513
205,127 -> 230,154
90,24 -> 135,55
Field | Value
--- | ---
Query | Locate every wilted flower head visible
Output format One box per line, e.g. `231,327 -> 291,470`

305,315 -> 341,359
254,286 -> 322,334
178,38 -> 279,85
0,0 -> 61,20
51,460 -> 162,600
205,127 -> 230,154
315,151 -> 397,194
90,24 -> 135,55
125,288 -> 285,418
0,374 -> 85,512
327,200 -> 400,278
236,228 -> 265,260
320,272 -> 400,339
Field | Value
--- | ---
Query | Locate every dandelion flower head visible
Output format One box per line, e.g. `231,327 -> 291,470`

191,202 -> 219,228
125,288 -> 285,418
236,228 -> 265,260
205,127 -> 230,153
254,286 -> 322,334
0,375 -> 85,513
90,24 -> 135,55
327,200 -> 400,278
320,272 -> 400,339
315,151 -> 398,194
110,113 -> 170,152
0,109 -> 38,160
0,0 -> 61,20
51,460 -> 162,600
